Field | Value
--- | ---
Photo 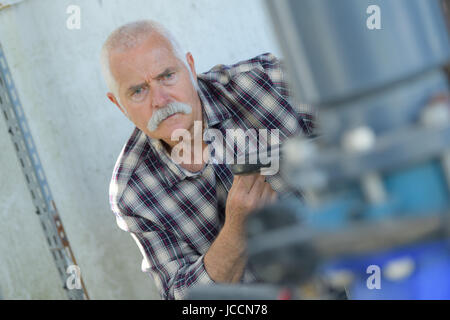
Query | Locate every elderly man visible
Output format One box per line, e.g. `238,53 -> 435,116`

102,20 -> 313,300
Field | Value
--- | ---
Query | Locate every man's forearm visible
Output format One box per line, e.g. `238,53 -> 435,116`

203,223 -> 248,283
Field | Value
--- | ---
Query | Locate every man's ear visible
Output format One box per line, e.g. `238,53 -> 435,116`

186,52 -> 197,82
107,92 -> 129,117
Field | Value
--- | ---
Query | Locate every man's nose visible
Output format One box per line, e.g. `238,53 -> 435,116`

151,84 -> 171,109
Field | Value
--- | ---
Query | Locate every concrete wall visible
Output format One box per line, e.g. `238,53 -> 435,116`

0,0 -> 281,299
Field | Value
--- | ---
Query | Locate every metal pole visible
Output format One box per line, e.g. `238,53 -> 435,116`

0,43 -> 89,300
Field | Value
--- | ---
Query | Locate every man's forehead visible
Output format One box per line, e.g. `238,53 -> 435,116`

109,34 -> 180,83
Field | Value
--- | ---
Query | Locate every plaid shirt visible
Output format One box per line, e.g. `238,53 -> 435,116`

109,53 -> 314,300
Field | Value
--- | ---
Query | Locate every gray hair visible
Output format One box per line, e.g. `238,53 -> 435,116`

100,20 -> 190,107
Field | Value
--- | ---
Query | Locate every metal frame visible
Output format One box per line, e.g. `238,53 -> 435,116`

0,43 -> 88,300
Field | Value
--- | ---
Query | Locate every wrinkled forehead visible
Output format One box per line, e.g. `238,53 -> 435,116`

109,33 -> 182,85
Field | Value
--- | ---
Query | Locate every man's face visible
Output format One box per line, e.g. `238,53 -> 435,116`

108,33 -> 201,145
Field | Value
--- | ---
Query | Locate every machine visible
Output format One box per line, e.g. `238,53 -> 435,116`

189,0 -> 450,300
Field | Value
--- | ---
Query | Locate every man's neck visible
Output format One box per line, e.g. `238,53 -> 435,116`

161,119 -> 209,171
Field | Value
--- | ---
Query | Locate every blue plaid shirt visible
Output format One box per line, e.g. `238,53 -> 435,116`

109,53 -> 314,300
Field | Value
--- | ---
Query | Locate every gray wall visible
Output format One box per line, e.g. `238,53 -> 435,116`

0,0 -> 281,299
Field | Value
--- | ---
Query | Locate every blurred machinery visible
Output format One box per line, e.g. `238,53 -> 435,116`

190,0 -> 450,300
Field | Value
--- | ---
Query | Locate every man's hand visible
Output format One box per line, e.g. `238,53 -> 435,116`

204,174 -> 277,283
224,174 -> 278,237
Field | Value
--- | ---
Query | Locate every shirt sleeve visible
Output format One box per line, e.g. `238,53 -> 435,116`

129,221 -> 215,300
110,189 -> 216,300
256,52 -> 316,137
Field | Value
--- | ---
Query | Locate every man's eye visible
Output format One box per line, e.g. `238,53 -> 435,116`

133,87 -> 146,96
161,72 -> 177,84
130,86 -> 148,102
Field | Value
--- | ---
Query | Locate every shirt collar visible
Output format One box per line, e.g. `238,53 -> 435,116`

146,135 -> 191,184
197,77 -> 232,128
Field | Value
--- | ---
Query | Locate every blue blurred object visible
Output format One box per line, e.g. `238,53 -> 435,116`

305,160 -> 450,230
193,0 -> 450,301
257,0 -> 450,300
322,240 -> 450,299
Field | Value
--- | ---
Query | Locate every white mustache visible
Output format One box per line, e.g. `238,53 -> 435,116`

147,102 -> 192,131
